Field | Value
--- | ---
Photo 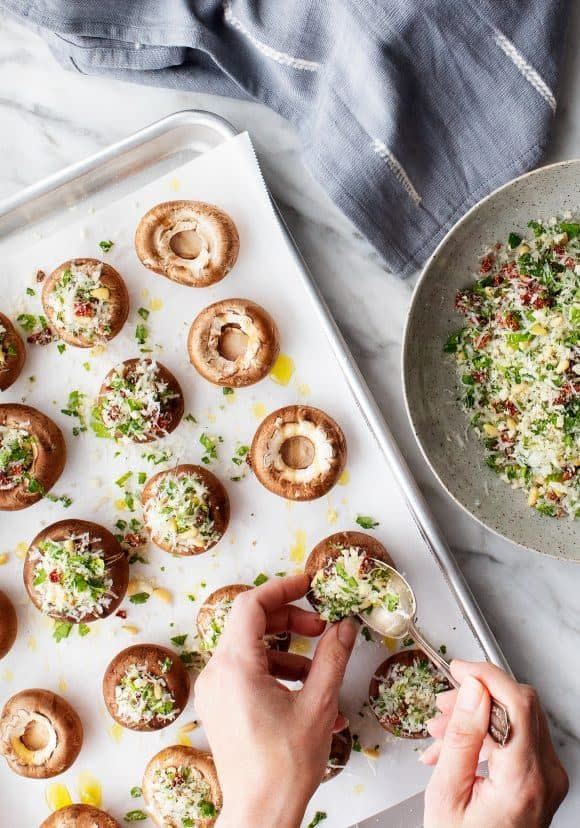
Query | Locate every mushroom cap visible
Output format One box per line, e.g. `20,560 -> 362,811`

0,688 -> 83,778
23,519 -> 129,624
0,404 -> 66,511
0,312 -> 26,391
42,258 -> 129,347
249,405 -> 347,501
368,649 -> 451,739
0,590 -> 17,659
40,804 -> 121,828
103,643 -> 190,732
142,464 -> 230,556
188,298 -> 279,387
135,200 -> 239,288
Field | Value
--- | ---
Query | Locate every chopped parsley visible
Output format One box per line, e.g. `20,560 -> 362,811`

129,592 -> 150,605
253,572 -> 268,586
98,239 -> 114,253
356,515 -> 379,529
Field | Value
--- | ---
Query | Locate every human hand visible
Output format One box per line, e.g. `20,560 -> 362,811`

422,660 -> 568,828
194,574 -> 358,828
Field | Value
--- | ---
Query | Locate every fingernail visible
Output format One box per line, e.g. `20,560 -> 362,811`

338,616 -> 359,647
457,676 -> 484,712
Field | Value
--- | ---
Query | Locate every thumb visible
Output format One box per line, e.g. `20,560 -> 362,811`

427,676 -> 490,812
300,618 -> 358,725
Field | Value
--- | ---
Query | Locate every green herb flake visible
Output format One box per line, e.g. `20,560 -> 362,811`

253,573 -> 268,587
135,323 -> 148,345
130,786 -> 142,799
129,592 -> 150,605
99,239 -> 114,253
352,734 -> 362,752
439,644 -> 447,656
78,623 -> 90,637
116,471 -> 133,487
307,812 -> 328,828
53,621 -> 73,643
508,232 -> 522,249
170,634 -> 188,647
361,626 -> 372,641
222,387 -> 234,395
123,811 -> 147,822
137,307 -> 150,320
355,515 -> 379,529
26,287 -> 36,296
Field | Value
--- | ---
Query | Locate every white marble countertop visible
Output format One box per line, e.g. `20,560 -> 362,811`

1,11 -> 579,826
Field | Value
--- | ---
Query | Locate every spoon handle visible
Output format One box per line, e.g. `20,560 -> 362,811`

408,623 -> 511,746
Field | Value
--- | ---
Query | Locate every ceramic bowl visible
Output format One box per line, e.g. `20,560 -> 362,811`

402,159 -> 580,560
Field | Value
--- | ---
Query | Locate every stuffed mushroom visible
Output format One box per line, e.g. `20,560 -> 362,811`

196,584 -> 290,654
305,531 -> 395,622
143,745 -> 222,827
369,650 -> 451,738
94,358 -> 184,443
42,258 -> 129,347
23,519 -> 129,625
0,404 -> 66,511
103,644 -> 190,732
324,724 -> 352,782
142,464 -> 229,556
0,312 -> 25,391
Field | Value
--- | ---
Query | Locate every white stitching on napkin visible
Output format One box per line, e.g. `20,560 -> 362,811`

494,32 -> 557,113
223,1 -> 320,72
372,139 -> 422,205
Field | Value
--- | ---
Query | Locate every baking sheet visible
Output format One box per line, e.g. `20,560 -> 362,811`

0,132 -> 486,827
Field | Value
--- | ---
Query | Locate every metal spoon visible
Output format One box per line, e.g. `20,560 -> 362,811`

359,560 -> 511,746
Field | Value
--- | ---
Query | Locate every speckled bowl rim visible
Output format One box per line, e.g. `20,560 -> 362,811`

402,158 -> 580,561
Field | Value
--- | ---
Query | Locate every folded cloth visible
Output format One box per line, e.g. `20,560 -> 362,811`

2,0 -> 567,276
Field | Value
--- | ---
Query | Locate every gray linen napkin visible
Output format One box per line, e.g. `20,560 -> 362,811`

1,0 -> 568,276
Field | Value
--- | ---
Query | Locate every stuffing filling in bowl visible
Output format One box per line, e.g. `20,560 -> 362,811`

445,215 -> 580,518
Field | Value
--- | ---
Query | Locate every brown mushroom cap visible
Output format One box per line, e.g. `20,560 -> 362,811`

324,724 -> 352,782
187,298 -> 279,387
103,644 -> 190,732
0,404 -> 66,511
41,258 -> 129,347
0,688 -> 83,778
143,745 -> 222,827
249,405 -> 347,501
368,650 -> 451,739
196,584 -> 290,653
97,358 -> 184,443
142,464 -> 230,556
0,590 -> 17,659
0,312 -> 26,391
23,519 -> 129,624
40,804 -> 121,828
135,200 -> 239,288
